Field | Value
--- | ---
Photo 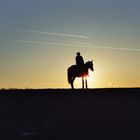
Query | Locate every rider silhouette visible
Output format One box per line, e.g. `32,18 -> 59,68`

75,52 -> 84,74
76,52 -> 84,66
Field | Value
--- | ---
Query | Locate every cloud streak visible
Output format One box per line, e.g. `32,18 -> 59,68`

89,46 -> 140,52
1,27 -> 90,39
0,38 -> 140,52
0,38 -> 91,47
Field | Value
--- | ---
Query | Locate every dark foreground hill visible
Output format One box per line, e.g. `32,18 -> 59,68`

0,88 -> 140,140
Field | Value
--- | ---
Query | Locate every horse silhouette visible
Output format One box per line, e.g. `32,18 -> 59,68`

67,61 -> 94,89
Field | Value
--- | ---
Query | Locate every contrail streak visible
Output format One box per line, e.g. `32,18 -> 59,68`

0,38 -> 91,47
91,46 -> 140,52
0,38 -> 140,52
1,27 -> 90,39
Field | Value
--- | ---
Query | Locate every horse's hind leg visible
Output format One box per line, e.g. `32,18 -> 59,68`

71,81 -> 74,89
71,77 -> 75,89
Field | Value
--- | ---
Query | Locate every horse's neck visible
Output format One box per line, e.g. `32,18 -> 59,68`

84,63 -> 88,69
83,64 -> 89,72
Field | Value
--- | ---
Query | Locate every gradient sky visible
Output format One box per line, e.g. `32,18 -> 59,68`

0,0 -> 140,89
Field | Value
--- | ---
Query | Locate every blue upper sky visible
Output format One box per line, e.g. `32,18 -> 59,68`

0,0 -> 140,48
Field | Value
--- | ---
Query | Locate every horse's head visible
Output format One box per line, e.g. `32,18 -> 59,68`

86,60 -> 94,71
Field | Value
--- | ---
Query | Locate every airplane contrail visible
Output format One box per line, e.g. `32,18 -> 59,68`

0,38 -> 140,52
89,46 -> 140,52
1,27 -> 90,39
0,38 -> 91,47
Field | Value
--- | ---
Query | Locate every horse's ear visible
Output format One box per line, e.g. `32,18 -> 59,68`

91,60 -> 93,62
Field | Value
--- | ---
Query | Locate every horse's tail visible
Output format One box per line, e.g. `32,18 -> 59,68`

67,68 -> 72,84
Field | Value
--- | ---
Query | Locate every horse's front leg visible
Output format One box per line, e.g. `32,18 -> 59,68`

85,79 -> 88,89
82,77 -> 84,89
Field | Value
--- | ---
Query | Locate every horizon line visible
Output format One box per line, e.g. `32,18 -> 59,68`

0,87 -> 140,90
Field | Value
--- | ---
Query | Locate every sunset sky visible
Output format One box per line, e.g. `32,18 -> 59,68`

0,0 -> 140,89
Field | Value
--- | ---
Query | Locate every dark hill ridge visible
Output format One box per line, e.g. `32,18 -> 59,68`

0,88 -> 140,140
0,87 -> 139,95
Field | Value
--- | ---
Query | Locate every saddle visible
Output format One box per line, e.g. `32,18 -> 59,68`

76,65 -> 84,76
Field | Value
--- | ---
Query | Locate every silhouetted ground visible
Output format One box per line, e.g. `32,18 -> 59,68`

0,88 -> 140,140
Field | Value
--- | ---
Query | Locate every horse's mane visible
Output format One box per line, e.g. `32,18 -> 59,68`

84,61 -> 92,65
